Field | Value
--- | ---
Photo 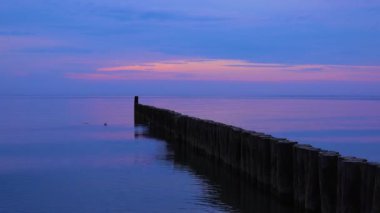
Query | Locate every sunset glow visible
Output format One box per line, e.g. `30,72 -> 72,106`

64,59 -> 380,82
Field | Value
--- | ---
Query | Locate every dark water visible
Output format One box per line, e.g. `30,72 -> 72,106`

0,97 -> 302,213
0,96 -> 379,212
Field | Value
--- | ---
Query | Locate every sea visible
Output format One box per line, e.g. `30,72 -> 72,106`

0,96 -> 379,213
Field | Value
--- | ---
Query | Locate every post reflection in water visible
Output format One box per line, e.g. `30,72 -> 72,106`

138,128 -> 305,213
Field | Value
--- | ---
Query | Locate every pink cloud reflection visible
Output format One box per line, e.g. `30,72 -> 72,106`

66,59 -> 380,82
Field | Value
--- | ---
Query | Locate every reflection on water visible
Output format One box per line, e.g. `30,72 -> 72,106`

162,140 -> 305,213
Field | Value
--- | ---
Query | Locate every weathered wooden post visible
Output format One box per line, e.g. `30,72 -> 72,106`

371,164 -> 380,213
229,127 -> 243,170
305,146 -> 322,212
293,144 -> 312,208
218,124 -> 231,166
276,139 -> 297,200
256,134 -> 272,189
337,157 -> 366,213
319,151 -> 340,213
240,130 -> 251,177
246,132 -> 260,182
134,96 -> 139,124
270,138 -> 279,193
134,96 -> 139,105
360,162 -> 378,213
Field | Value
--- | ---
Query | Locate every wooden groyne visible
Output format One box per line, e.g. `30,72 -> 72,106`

134,96 -> 380,213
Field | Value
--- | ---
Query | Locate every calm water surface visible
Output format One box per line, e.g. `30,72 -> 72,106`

0,97 -> 301,213
0,96 -> 379,212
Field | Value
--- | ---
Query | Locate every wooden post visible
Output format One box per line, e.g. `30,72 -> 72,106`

276,139 -> 297,200
319,151 -> 340,213
371,164 -> 380,213
360,162 -> 378,213
247,132 -> 261,182
293,144 -> 312,207
337,157 -> 366,213
305,146 -> 321,212
134,96 -> 139,124
256,134 -> 272,189
270,138 -> 279,193
134,96 -> 139,105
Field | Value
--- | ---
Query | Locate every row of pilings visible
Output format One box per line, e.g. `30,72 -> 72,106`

134,97 -> 380,213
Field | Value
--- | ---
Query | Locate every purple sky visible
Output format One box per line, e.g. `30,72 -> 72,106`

1,0 -> 380,96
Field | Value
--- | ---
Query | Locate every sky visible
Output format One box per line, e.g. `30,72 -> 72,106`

1,0 -> 380,97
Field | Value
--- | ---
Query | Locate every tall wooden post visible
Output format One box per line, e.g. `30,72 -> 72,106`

134,96 -> 139,105
134,96 -> 139,125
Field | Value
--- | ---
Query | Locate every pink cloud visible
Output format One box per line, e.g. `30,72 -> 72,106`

66,59 -> 380,82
